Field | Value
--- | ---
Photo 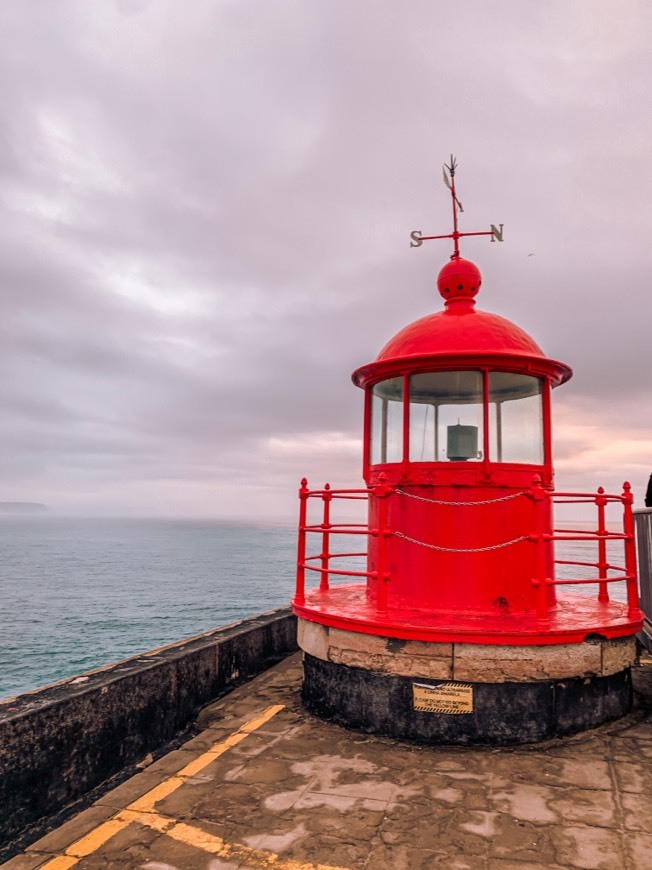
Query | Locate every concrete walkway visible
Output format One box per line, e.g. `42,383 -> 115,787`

5,654 -> 652,870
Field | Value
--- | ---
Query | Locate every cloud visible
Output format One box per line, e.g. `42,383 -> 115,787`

0,0 -> 651,518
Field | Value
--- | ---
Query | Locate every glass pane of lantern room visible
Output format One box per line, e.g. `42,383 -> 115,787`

370,377 -> 403,464
410,371 -> 483,462
489,372 -> 543,464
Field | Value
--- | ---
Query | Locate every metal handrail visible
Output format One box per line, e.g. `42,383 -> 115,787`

527,478 -> 639,617
550,575 -> 628,586
295,476 -> 394,612
634,509 -> 652,627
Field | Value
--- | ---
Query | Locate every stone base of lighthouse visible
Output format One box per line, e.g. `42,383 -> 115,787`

298,619 -> 637,745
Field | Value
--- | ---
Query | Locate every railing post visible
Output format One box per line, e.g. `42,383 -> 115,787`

374,473 -> 393,615
596,486 -> 609,603
622,481 -> 641,619
320,483 -> 332,592
295,478 -> 309,605
529,474 -> 550,622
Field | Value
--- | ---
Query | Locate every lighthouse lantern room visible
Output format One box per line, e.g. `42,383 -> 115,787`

293,159 -> 643,744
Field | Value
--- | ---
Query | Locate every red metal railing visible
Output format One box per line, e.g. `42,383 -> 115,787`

536,478 -> 640,621
296,475 -> 640,620
294,475 -> 393,612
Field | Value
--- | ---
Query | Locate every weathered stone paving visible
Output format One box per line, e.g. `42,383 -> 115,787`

5,653 -> 652,869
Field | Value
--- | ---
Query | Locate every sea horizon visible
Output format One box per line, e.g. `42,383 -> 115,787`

0,516 -> 299,700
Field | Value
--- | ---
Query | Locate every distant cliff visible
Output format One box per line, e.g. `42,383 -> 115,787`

0,502 -> 47,514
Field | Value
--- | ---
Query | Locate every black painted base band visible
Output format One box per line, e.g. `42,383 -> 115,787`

302,654 -> 633,745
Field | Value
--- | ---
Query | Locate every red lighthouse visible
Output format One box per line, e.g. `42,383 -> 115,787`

293,159 -> 643,744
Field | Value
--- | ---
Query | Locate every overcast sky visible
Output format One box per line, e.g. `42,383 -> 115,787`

1,0 -> 651,521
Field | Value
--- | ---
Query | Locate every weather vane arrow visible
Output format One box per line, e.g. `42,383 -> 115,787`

410,155 -> 504,258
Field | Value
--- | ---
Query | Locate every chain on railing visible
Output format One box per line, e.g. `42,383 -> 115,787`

394,487 -> 528,554
393,530 -> 528,552
395,488 -> 527,506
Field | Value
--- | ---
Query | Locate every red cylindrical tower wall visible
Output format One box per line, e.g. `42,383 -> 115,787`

366,483 -> 555,616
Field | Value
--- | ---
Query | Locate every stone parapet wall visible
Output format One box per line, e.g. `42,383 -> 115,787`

0,609 -> 297,856
298,619 -> 636,683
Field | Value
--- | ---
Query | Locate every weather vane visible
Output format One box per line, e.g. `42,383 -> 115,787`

410,155 -> 504,258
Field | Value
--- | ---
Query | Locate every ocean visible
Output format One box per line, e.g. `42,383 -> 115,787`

0,517 -> 297,700
0,516 -> 629,701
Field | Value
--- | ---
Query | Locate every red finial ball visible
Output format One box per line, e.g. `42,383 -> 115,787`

437,258 -> 482,305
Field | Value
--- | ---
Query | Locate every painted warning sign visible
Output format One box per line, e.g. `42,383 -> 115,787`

412,681 -> 474,714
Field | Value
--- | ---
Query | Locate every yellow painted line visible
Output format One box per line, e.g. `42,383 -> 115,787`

124,775 -> 181,812
34,858 -> 79,870
240,705 -> 286,732
37,704 -> 285,870
129,703 -> 285,812
169,730 -> 249,780
65,816 -> 132,857
37,816 -> 132,868
129,809 -> 351,870
129,812 -> 230,856
118,808 -> 173,833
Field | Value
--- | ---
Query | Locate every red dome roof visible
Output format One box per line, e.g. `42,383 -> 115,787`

352,258 -> 572,388
377,307 -> 545,361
